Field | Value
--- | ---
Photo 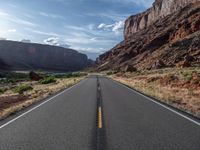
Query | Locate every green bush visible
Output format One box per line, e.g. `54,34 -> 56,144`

106,71 -> 113,75
182,71 -> 193,81
0,88 -> 7,94
188,89 -> 194,96
39,76 -> 56,84
183,73 -> 192,81
55,72 -> 88,78
0,72 -> 30,84
0,79 -> 15,84
185,75 -> 192,81
13,85 -> 33,94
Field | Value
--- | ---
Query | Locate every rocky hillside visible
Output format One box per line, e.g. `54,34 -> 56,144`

0,40 -> 90,71
124,0 -> 200,39
96,0 -> 200,71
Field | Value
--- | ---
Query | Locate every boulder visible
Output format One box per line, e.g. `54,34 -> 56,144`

152,60 -> 166,69
176,60 -> 191,68
123,65 -> 137,72
184,55 -> 194,62
29,71 -> 43,81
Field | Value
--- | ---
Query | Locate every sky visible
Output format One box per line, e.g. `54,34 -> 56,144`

0,0 -> 154,59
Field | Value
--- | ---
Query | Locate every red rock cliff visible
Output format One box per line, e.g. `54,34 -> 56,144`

124,0 -> 200,40
96,1 -> 200,71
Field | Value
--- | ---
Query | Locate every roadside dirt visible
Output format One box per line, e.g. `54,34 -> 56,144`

0,77 -> 84,120
110,68 -> 200,118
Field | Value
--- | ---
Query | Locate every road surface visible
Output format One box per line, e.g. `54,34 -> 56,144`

0,76 -> 199,150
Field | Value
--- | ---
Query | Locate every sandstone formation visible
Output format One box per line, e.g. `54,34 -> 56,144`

124,0 -> 200,39
96,0 -> 200,71
0,40 -> 90,71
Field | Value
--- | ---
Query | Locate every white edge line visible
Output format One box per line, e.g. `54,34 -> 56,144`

111,79 -> 200,126
0,79 -> 85,129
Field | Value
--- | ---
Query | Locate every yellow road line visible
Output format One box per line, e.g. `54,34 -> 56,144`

98,107 -> 103,128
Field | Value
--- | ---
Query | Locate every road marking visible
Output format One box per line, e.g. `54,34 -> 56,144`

98,107 -> 103,128
98,86 -> 101,91
111,79 -> 200,126
0,79 -> 85,130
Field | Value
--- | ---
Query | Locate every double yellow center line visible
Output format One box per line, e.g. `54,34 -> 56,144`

98,107 -> 103,128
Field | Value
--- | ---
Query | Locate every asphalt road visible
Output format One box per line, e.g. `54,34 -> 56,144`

0,77 -> 97,150
100,77 -> 200,150
0,76 -> 199,150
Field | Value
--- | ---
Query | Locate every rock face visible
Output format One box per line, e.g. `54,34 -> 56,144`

96,0 -> 200,71
0,58 -> 7,69
124,0 -> 200,39
0,40 -> 89,71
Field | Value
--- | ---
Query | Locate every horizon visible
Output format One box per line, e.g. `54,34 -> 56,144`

0,0 -> 154,59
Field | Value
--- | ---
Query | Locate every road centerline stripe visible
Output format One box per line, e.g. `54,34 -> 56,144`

98,107 -> 103,129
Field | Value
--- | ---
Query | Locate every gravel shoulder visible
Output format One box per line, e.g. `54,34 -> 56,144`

108,67 -> 200,118
0,73 -> 86,120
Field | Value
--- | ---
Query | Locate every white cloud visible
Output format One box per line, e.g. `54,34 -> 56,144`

86,12 -> 129,22
25,28 -> 59,36
99,0 -> 153,8
44,37 -> 60,46
98,23 -> 106,29
72,46 -> 106,53
65,24 -> 95,32
21,39 -> 31,43
64,25 -> 86,31
33,30 -> 58,36
112,21 -> 124,33
0,11 -> 9,16
64,34 -> 115,45
8,29 -> 16,32
44,37 -> 71,48
97,21 -> 124,34
0,10 -> 37,27
8,3 -> 17,8
65,37 -> 93,44
132,0 -> 154,8
39,12 -> 49,17
39,12 -> 65,19
88,24 -> 95,30
60,44 -> 71,49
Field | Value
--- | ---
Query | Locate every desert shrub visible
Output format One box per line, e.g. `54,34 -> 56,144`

0,79 -> 16,84
0,72 -> 30,84
188,89 -> 194,96
182,71 -> 193,81
0,88 -> 7,94
13,85 -> 33,94
183,73 -> 192,81
6,72 -> 29,80
106,71 -> 113,75
185,75 -> 192,81
39,76 -> 56,84
69,72 -> 88,78
55,72 -> 88,78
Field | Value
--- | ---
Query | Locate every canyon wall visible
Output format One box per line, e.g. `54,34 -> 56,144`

0,40 -> 90,71
96,1 -> 200,71
124,0 -> 200,39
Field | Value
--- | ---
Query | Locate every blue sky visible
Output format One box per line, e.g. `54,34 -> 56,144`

0,0 -> 154,59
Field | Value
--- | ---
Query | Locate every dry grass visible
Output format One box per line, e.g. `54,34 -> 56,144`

110,67 -> 200,118
0,77 -> 84,120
